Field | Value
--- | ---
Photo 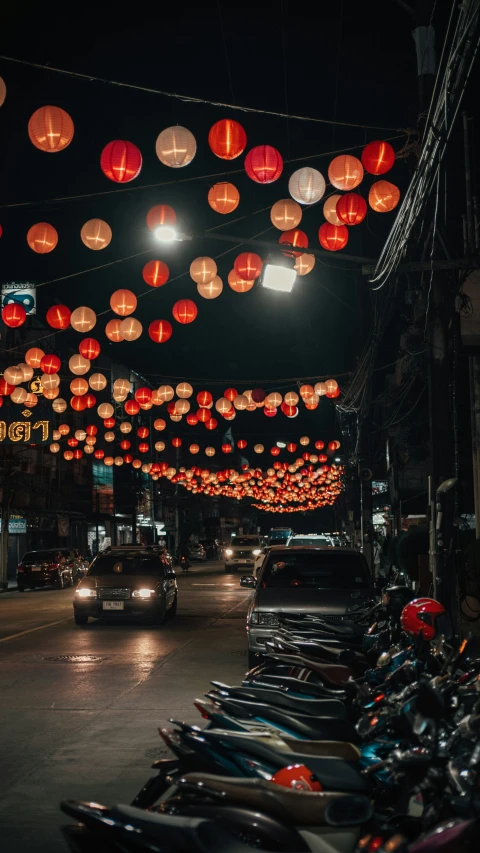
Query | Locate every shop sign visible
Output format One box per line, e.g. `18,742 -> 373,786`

0,410 -> 50,444
1,282 -> 36,315
0,516 -> 27,534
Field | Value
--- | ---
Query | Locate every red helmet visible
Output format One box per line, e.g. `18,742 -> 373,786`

271,764 -> 322,792
400,598 -> 451,641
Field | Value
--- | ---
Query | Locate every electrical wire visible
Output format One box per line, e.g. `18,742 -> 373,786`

0,54 -> 403,132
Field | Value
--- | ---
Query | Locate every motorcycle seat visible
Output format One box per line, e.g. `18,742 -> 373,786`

209,685 -> 347,719
206,696 -> 359,742
179,773 -> 348,826
265,653 -> 353,686
280,738 -> 360,761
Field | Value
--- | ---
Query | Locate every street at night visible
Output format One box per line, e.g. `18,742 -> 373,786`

2,2 -> 480,852
0,562 -> 250,852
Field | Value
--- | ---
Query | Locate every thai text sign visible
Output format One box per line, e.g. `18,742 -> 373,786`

0,418 -> 50,444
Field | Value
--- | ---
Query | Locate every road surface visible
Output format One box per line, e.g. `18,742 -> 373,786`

0,560 -> 251,852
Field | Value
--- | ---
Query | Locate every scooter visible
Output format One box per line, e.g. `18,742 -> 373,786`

180,556 -> 190,572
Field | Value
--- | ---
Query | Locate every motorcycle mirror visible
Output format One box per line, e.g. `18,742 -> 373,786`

415,682 -> 444,720
324,795 -> 373,827
240,576 -> 256,588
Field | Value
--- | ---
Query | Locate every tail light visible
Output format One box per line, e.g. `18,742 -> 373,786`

48,563 -> 59,571
194,701 -> 212,720
17,565 -> 25,573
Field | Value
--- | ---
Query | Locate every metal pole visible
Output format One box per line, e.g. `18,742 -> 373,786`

463,112 -> 475,255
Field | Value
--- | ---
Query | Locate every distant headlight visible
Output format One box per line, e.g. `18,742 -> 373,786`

249,611 -> 279,627
132,589 -> 155,598
75,588 -> 96,598
252,549 -> 261,556
225,549 -> 233,557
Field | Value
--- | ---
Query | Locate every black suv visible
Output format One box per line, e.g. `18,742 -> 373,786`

17,549 -> 76,591
73,546 -> 178,626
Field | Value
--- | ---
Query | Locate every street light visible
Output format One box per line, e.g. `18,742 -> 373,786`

261,264 -> 297,293
276,441 -> 287,448
154,225 -> 180,243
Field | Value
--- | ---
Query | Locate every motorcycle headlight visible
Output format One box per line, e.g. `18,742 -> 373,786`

225,549 -> 233,557
252,549 -> 261,556
132,589 -> 155,598
75,588 -> 96,598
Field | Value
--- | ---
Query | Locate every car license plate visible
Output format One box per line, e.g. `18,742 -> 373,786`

103,601 -> 124,610
31,567 -> 41,571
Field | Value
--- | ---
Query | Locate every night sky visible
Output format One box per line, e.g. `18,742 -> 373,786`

0,2 -> 422,456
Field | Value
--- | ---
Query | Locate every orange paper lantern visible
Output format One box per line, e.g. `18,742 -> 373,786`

27,222 -> 58,254
197,276 -> 223,299
105,318 -> 124,342
208,182 -> 240,214
279,229 -> 308,258
323,194 -> 343,226
110,289 -> 137,316
368,180 -> 400,213
228,270 -> 254,293
28,105 -> 74,152
328,155 -> 364,191
146,204 -> 176,231
270,199 -> 302,231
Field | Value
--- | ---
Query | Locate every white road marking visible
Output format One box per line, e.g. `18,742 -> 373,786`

0,618 -> 69,643
191,583 -> 216,586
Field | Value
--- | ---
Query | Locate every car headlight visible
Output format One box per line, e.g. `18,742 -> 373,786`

75,588 -> 96,598
225,549 -> 233,557
249,611 -> 279,627
252,549 -> 261,556
132,589 -> 155,598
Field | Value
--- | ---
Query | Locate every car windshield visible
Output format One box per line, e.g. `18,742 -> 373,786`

261,553 -> 370,589
22,551 -> 66,562
232,537 -> 261,547
88,556 -> 164,576
269,530 -> 291,540
290,537 -> 330,546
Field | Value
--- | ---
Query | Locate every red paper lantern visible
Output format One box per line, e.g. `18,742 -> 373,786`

0,380 -> 14,395
208,119 -> 247,160
167,401 -> 177,415
279,229 -> 309,258
149,319 -> 172,343
251,388 -> 266,403
206,417 -> 217,430
94,449 -> 105,459
237,439 -> 247,450
27,222 -> 58,254
73,449 -> 83,460
327,386 -> 341,399
197,407 -> 210,423
319,454 -> 328,463
287,443 -> 297,452
281,402 -> 296,416
40,354 -> 61,374
86,425 -> 98,436
138,442 -> 149,453
245,145 -> 283,184
318,223 -> 349,252
186,413 -> 198,426
172,437 -> 182,448
120,440 -> 131,451
234,252 -> 263,281
271,446 -> 281,456
197,390 -> 213,407
79,337 -> 101,360
315,440 -> 325,450
125,400 -> 140,415
124,454 -> 133,464
361,140 -> 395,175
222,443 -> 232,453
135,387 -> 152,405
336,193 -> 367,226
2,303 -> 27,328
103,417 -> 115,428
100,140 -> 142,183
84,394 -> 96,408
146,204 -> 176,231
142,260 -> 169,287
264,407 -> 277,417
46,304 -> 71,329
67,437 -> 78,448
137,426 -> 150,439
172,299 -> 198,324
224,387 -> 238,402
70,396 -> 86,411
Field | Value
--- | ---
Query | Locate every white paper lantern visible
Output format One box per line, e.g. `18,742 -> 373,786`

155,126 -> 196,168
289,167 -> 326,205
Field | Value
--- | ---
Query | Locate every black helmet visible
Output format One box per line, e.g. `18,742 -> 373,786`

381,585 -> 415,619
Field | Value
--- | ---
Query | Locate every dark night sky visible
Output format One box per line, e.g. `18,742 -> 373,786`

0,1 -> 421,450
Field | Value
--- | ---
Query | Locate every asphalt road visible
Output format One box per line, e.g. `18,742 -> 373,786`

0,560 -> 252,853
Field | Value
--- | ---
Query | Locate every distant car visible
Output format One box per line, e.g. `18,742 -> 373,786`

189,543 -> 207,562
242,546 -> 374,668
267,527 -> 293,546
73,546 -> 177,626
224,535 -> 263,573
17,549 -> 76,591
286,534 -> 333,547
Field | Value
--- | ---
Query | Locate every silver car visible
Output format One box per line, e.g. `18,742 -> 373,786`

241,546 -> 374,669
